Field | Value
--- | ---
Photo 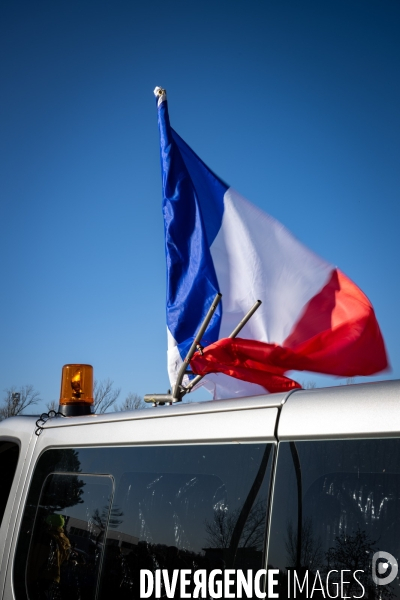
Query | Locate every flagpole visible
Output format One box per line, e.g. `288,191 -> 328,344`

172,293 -> 222,402
182,300 -> 262,395
144,294 -> 222,406
227,299 -> 262,339
144,297 -> 262,405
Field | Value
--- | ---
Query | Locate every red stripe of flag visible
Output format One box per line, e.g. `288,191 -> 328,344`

190,268 -> 388,393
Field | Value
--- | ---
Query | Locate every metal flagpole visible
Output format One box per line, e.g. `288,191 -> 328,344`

182,299 -> 262,395
172,293 -> 222,402
144,297 -> 262,405
144,293 -> 222,405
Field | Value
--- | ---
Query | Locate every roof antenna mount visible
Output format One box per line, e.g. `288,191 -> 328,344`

144,295 -> 262,406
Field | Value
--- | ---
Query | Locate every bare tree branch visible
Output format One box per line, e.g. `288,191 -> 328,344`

93,379 -> 121,414
285,517 -> 323,570
115,392 -> 145,411
301,381 -> 316,389
0,385 -> 41,420
205,498 -> 267,552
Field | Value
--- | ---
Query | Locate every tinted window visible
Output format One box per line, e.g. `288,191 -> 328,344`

0,441 -> 19,527
268,439 -> 400,598
15,443 -> 274,600
26,473 -> 113,600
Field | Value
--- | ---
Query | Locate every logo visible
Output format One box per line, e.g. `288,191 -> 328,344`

372,551 -> 398,586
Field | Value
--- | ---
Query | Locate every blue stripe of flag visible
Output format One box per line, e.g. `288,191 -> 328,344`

157,97 -> 227,359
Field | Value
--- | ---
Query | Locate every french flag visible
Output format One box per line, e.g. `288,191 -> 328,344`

154,87 -> 388,399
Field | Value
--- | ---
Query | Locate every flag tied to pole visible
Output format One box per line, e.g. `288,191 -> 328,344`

154,87 -> 388,398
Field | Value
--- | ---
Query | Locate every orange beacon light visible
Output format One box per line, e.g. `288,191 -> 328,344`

58,364 -> 94,416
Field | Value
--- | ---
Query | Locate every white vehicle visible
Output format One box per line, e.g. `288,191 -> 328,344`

1,369 -> 399,600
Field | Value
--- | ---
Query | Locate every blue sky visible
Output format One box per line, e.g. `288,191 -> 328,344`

1,0 -> 399,412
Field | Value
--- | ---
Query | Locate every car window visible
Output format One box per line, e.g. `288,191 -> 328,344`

268,439 -> 400,599
15,443 -> 274,600
0,441 -> 19,527
26,473 -> 113,600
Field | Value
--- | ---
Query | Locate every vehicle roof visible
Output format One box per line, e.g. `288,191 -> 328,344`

278,379 -> 400,440
41,391 -> 288,428
1,380 -> 399,440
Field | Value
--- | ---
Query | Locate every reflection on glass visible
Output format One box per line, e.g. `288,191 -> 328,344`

0,441 -> 19,527
98,444 -> 273,600
268,439 -> 400,599
15,444 -> 274,600
27,473 -> 113,600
